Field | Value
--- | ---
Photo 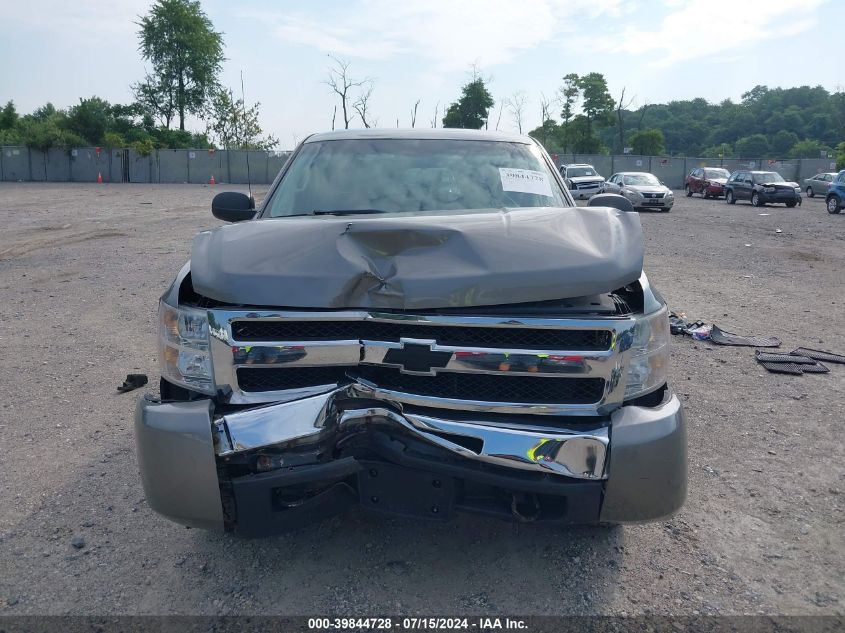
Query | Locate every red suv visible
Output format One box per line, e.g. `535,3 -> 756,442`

685,167 -> 731,199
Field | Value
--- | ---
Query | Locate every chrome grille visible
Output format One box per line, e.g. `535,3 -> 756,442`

231,320 -> 612,351
209,309 -> 635,415
237,366 -> 605,405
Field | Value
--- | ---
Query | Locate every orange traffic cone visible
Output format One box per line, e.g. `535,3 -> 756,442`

97,172 -> 103,184
209,175 -> 216,185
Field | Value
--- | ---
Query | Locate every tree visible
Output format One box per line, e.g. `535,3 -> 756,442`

0,101 -> 18,130
66,96 -> 114,145
31,103 -> 57,122
205,87 -> 278,150
566,116 -> 605,153
630,128 -> 665,155
770,130 -> 799,155
505,91 -> 528,134
788,138 -> 830,158
325,55 -> 371,129
133,0 -> 225,131
528,119 -> 560,149
836,141 -> 845,170
578,73 -> 615,137
558,73 -> 579,127
352,82 -> 376,128
615,87 -> 635,153
410,99 -> 420,128
442,75 -> 494,129
734,134 -> 770,158
103,131 -> 126,148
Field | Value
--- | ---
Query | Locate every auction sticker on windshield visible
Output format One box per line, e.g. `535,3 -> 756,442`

499,168 -> 553,197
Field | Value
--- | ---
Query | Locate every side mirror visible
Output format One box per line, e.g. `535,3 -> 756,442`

588,193 -> 635,212
212,191 -> 255,222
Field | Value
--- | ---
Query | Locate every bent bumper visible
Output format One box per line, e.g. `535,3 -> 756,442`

134,390 -> 686,533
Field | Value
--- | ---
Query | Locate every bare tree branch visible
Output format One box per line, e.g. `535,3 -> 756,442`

410,99 -> 420,128
616,87 -> 636,153
494,99 -> 505,131
505,91 -> 528,134
324,54 -> 370,129
352,81 -> 375,128
430,101 -> 439,128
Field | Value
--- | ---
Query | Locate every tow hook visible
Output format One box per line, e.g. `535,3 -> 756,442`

510,493 -> 541,522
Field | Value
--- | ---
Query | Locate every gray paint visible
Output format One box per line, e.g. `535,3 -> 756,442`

600,392 -> 687,523
157,149 -> 188,183
30,149 -> 47,181
190,206 -> 645,310
45,149 -> 70,181
267,151 -> 291,181
109,149 -> 124,183
226,149 -> 270,184
134,396 -> 224,530
1,144 -> 837,188
70,147 -> 110,183
188,149 -> 227,184
129,150 -> 153,183
1,146 -> 29,181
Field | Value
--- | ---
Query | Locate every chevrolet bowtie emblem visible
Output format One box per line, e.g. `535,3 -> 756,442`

382,342 -> 452,375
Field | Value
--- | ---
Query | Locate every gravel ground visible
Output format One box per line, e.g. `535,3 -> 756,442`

0,183 -> 842,616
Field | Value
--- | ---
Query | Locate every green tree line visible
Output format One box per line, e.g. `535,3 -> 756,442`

527,79 -> 845,162
0,0 -> 276,154
437,71 -> 843,166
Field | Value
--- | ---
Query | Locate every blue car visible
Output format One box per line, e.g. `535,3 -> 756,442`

827,170 -> 845,214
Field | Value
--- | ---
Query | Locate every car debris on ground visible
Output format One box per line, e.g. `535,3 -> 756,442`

670,312 -> 844,377
117,373 -> 148,393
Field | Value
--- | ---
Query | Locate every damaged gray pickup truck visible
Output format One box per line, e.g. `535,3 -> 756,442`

135,129 -> 686,536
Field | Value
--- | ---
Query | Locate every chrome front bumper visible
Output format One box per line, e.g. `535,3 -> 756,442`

135,388 -> 686,531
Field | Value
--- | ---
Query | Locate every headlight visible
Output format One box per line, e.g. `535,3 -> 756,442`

158,301 -> 215,394
763,187 -> 775,193
794,187 -> 801,193
624,306 -> 670,400
666,190 -> 674,197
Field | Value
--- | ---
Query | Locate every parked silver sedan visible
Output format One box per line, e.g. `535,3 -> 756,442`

803,172 -> 836,198
601,171 -> 674,211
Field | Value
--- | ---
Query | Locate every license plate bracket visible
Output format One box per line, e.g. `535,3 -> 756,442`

358,461 -> 454,519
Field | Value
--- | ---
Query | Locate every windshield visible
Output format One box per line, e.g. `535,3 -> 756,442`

753,172 -> 785,184
704,168 -> 730,179
622,173 -> 660,186
265,138 -> 568,217
567,167 -> 596,177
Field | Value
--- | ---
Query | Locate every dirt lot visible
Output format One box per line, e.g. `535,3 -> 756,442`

0,183 -> 843,616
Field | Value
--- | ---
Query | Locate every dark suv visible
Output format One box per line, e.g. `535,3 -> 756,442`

724,170 -> 801,207
826,170 -> 844,214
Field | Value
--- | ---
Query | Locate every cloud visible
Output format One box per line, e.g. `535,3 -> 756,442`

243,0 -> 626,71
607,0 -> 829,67
3,0 -> 142,38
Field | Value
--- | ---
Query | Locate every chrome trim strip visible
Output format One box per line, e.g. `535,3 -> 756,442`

216,387 -> 609,480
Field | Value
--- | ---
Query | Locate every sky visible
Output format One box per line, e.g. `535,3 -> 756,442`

1,0 -> 843,149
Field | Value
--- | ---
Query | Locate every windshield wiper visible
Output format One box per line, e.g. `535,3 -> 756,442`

308,209 -> 386,216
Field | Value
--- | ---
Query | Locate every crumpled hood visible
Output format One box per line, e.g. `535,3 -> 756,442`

190,206 -> 644,310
